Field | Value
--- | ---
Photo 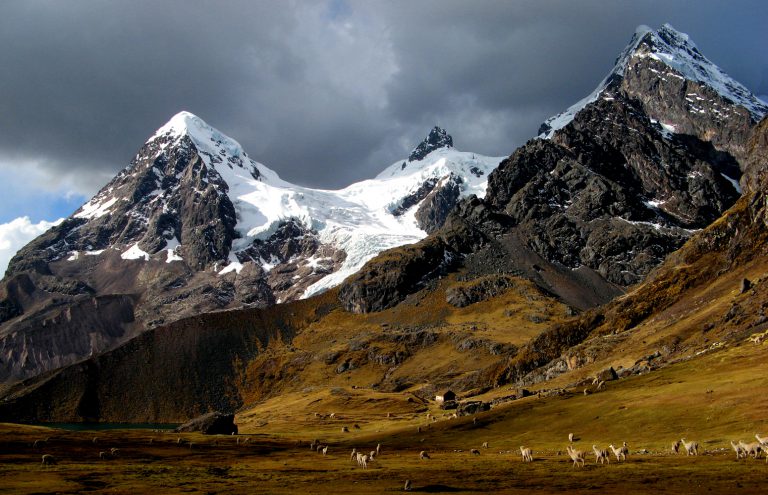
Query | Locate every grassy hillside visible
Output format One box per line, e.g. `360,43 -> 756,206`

1,338 -> 766,493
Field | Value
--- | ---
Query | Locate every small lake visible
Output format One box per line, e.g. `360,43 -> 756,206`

25,423 -> 179,431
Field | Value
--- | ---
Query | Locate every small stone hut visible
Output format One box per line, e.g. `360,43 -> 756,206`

435,389 -> 456,403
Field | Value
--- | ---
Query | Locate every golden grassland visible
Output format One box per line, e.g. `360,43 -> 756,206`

236,273 -> 568,404
2,338 -> 766,494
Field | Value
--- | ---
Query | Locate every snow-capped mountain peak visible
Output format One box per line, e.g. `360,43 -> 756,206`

634,24 -> 767,120
14,114 -> 504,327
149,111 -> 266,184
539,24 -> 768,138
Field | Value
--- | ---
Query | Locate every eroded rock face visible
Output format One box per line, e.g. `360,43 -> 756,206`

414,174 -> 463,233
338,236 -> 460,314
0,294 -> 139,384
487,93 -> 740,286
622,56 -> 757,165
743,117 -> 768,192
237,220 -> 346,303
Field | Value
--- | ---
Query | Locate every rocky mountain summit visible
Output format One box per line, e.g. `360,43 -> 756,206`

408,126 -> 454,162
340,24 -> 765,313
0,115 -> 502,384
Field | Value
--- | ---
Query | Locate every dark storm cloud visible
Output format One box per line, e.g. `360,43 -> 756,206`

369,0 -> 768,158
0,0 -> 766,195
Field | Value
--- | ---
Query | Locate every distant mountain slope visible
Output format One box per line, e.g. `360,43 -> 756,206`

339,24 -> 763,314
0,114 -> 502,385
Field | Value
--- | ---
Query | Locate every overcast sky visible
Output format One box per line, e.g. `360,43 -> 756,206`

0,0 -> 766,230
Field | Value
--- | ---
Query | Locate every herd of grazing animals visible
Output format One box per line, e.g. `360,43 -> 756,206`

24,425 -> 768,491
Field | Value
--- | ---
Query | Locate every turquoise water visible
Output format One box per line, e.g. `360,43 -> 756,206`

25,423 -> 179,431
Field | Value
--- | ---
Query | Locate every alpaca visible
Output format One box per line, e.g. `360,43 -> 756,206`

608,444 -> 627,461
680,438 -> 699,456
566,445 -> 585,468
592,445 -> 610,464
520,446 -> 533,462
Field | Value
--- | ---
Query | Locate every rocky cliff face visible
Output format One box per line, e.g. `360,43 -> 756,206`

339,24 -> 764,313
487,92 -> 740,286
489,115 -> 768,388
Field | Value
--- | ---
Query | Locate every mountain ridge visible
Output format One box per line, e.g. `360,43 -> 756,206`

0,115 -> 503,384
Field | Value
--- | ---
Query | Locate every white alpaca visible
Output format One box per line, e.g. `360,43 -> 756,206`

350,448 -> 357,461
482,441 -> 489,449
738,441 -> 762,459
755,433 -> 768,446
568,433 -> 574,443
671,440 -> 681,454
322,446 -> 329,456
369,450 -> 376,461
680,438 -> 699,456
419,450 -> 430,460
731,441 -> 746,459
520,446 -> 533,462
592,445 -> 610,464
359,453 -> 369,469
609,444 -> 627,461
376,443 -> 381,456
566,446 -> 585,467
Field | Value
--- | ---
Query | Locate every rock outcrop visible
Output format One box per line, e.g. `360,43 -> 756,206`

175,412 -> 238,435
408,126 -> 453,162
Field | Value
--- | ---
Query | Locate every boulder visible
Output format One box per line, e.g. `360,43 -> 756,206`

740,278 -> 752,294
175,411 -> 238,435
456,401 -> 490,416
515,388 -> 533,398
595,367 -> 618,382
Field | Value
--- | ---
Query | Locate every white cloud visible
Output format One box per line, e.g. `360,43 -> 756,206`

0,216 -> 63,275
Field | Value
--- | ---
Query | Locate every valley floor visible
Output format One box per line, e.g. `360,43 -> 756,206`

0,434 -> 764,494
1,339 -> 767,494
